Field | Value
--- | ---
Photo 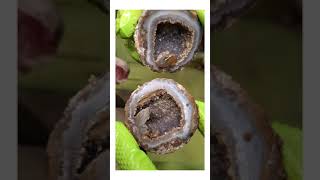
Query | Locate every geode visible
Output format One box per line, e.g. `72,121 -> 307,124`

211,66 -> 287,180
124,78 -> 199,154
47,74 -> 109,180
134,10 -> 203,72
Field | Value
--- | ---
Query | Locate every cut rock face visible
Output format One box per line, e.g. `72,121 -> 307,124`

135,90 -> 182,138
125,78 -> 199,154
134,10 -> 203,72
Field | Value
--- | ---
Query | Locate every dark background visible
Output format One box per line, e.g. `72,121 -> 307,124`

213,0 -> 302,128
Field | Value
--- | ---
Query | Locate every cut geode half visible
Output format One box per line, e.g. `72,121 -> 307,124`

47,74 -> 110,180
211,66 -> 287,180
134,10 -> 203,72
124,78 -> 199,154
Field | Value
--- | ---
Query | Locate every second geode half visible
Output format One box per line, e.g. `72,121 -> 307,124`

134,10 -> 203,72
124,78 -> 199,154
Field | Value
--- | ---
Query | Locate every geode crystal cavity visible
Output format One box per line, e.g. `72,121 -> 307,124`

125,78 -> 199,154
134,10 -> 203,72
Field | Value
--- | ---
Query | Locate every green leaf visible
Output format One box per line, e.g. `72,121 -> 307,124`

196,10 -> 205,26
195,100 -> 205,135
116,121 -> 156,170
116,10 -> 143,39
272,122 -> 303,180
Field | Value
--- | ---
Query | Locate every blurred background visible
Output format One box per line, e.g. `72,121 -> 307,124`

213,0 -> 302,129
18,0 -> 108,179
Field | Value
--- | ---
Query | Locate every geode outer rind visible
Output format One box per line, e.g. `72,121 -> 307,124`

211,0 -> 256,31
134,10 -> 203,72
124,78 -> 199,154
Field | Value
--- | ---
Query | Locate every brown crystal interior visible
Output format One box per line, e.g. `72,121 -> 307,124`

77,137 -> 109,174
134,89 -> 182,138
153,22 -> 193,68
76,112 -> 109,174
212,133 -> 232,180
